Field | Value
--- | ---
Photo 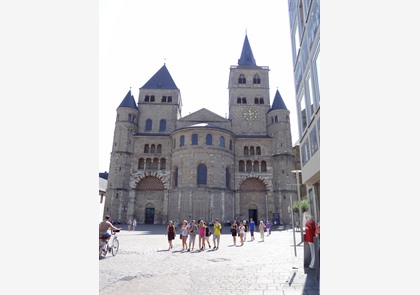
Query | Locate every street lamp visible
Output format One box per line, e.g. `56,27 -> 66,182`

291,170 -> 304,243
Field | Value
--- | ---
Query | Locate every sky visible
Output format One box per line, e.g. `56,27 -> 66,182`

99,0 -> 298,173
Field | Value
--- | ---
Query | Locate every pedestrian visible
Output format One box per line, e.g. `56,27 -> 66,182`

132,218 -> 137,231
127,219 -> 132,231
239,221 -> 245,246
204,222 -> 212,249
166,220 -> 176,250
249,218 -> 255,241
266,220 -> 271,236
99,215 -> 121,241
198,220 -> 206,251
187,219 -> 198,252
230,220 -> 238,246
180,220 -> 189,250
212,218 -> 222,250
305,215 -> 316,269
258,220 -> 266,242
243,220 -> 248,242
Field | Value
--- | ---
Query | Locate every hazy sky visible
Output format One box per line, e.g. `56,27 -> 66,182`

99,0 -> 298,173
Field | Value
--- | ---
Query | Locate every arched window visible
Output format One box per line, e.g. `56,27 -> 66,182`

261,161 -> 267,172
225,167 -> 230,188
250,146 -> 255,155
157,144 -> 162,153
197,164 -> 207,185
160,158 -> 166,170
259,98 -> 264,104
239,161 -> 245,172
229,139 -> 233,150
159,119 -> 166,132
219,136 -> 225,148
242,97 -> 247,104
144,144 -> 149,153
167,96 -> 172,102
150,95 -> 155,102
206,134 -> 212,145
253,74 -> 261,84
173,138 -> 176,149
146,158 -> 152,169
246,160 -> 252,172
161,96 -> 167,102
145,119 -> 152,131
174,167 -> 178,188
253,161 -> 259,172
180,135 -> 185,147
254,97 -> 259,104
244,146 -> 249,155
192,134 -> 198,145
138,158 -> 144,170
152,158 -> 159,169
256,146 -> 261,155
150,144 -> 156,153
145,95 -> 150,102
237,97 -> 242,104
238,74 -> 246,84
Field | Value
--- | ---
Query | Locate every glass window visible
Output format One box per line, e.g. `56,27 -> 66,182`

246,160 -> 252,172
299,92 -> 308,131
150,144 -> 155,153
144,144 -> 149,153
253,161 -> 259,172
157,144 -> 162,153
244,146 -> 249,155
206,134 -> 212,145
180,135 -> 185,147
219,136 -> 225,148
138,158 -> 144,170
293,22 -> 300,62
145,119 -> 152,131
197,164 -> 207,185
159,119 -> 166,132
160,158 -> 166,170
192,134 -> 198,145
152,158 -> 159,169
306,71 -> 315,117
261,161 -> 267,172
314,46 -> 321,105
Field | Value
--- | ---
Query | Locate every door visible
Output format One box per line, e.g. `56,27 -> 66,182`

145,208 -> 155,224
248,209 -> 258,223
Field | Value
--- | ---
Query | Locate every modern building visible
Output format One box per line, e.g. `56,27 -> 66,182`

104,34 -> 300,226
99,172 -> 108,221
287,0 -> 320,278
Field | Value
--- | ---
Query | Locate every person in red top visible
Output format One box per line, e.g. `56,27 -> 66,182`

304,215 -> 316,269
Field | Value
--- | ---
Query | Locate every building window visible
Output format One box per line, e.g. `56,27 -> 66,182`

174,167 -> 178,188
225,167 -> 230,188
244,146 -> 249,155
250,146 -> 255,155
219,136 -> 225,148
239,161 -> 245,172
192,134 -> 198,145
145,95 -> 150,102
238,74 -> 246,84
256,146 -> 261,155
299,91 -> 308,131
313,45 -> 321,105
261,161 -> 267,172
161,96 -> 167,102
138,158 -> 144,170
293,22 -> 300,62
157,144 -> 162,153
160,158 -> 166,170
242,97 -> 247,104
144,144 -> 149,153
150,144 -> 155,153
150,95 -> 155,102
168,96 -> 172,102
237,97 -> 242,104
152,158 -> 159,169
180,135 -> 185,147
197,164 -> 207,185
145,119 -> 152,131
253,74 -> 261,84
306,71 -> 315,118
229,139 -> 232,150
159,119 -> 166,132
146,158 -> 152,169
206,134 -> 212,145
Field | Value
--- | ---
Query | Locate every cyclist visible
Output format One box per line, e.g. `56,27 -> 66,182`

99,215 -> 121,241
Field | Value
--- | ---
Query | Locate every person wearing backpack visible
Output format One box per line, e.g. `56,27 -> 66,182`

204,222 -> 212,249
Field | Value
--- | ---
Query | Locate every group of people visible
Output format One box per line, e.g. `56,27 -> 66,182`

166,218 -> 223,251
229,218 -> 271,246
127,218 -> 137,231
165,217 -> 274,251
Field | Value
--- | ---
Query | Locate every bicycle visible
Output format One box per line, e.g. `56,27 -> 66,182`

99,229 -> 120,259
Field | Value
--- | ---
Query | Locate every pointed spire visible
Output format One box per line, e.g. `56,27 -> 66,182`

141,64 -> 178,89
238,34 -> 256,66
118,89 -> 137,109
270,89 -> 288,111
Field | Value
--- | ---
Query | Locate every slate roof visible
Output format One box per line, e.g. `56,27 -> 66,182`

118,90 -> 137,109
268,89 -> 288,112
141,64 -> 178,89
238,34 -> 257,66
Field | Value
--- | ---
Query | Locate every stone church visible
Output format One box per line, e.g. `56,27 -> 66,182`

104,34 -> 298,225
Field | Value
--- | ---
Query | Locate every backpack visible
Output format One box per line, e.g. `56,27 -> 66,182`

206,226 -> 211,237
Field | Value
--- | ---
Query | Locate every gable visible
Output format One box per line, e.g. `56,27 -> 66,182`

179,108 -> 228,123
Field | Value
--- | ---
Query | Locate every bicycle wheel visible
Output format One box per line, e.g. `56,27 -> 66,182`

99,244 -> 107,259
111,238 -> 119,256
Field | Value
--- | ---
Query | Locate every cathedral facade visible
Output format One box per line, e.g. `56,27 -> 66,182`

104,35 -> 298,225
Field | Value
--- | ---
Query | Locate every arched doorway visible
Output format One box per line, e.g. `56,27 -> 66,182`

135,176 -> 164,224
239,177 -> 267,222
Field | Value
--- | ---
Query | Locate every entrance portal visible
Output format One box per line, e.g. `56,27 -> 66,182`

248,209 -> 258,223
145,208 -> 155,224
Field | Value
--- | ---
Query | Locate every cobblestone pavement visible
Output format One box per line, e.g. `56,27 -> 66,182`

99,225 -> 320,295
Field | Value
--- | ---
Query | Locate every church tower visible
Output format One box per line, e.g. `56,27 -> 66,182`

267,89 -> 296,224
228,34 -> 270,135
105,90 -> 138,221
